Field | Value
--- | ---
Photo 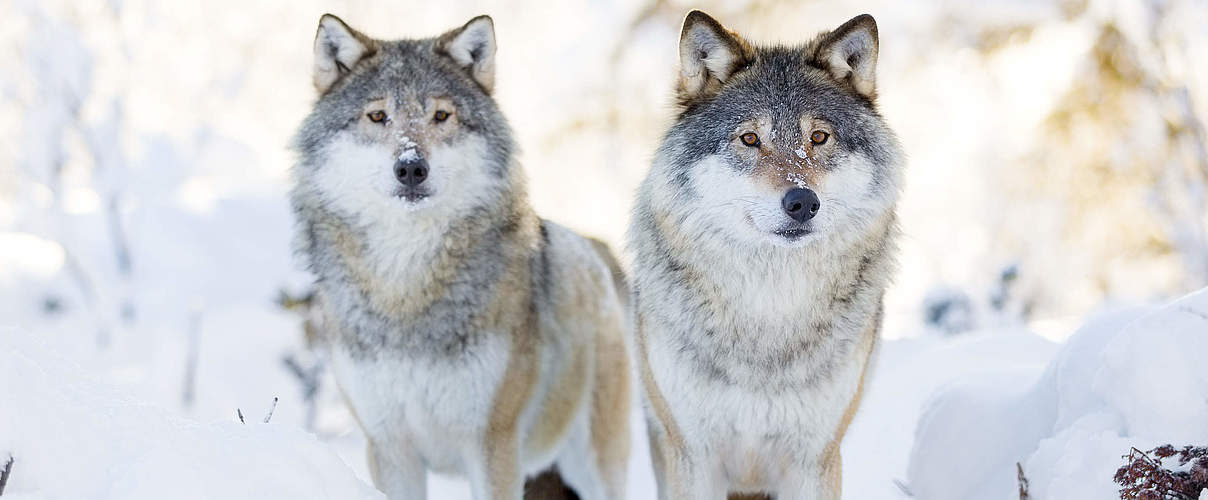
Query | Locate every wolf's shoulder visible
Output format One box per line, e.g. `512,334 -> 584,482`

538,220 -> 606,272
536,219 -> 622,295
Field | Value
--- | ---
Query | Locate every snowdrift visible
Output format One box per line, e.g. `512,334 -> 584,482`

907,288 -> 1208,499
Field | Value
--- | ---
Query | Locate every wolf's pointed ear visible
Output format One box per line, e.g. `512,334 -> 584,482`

313,14 -> 376,94
815,14 -> 879,99
438,15 -> 497,94
677,10 -> 755,104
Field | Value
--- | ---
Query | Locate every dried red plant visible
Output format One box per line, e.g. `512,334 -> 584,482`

1115,445 -> 1208,499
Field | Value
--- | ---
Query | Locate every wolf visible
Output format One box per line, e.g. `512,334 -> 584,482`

627,11 -> 903,500
289,14 -> 631,500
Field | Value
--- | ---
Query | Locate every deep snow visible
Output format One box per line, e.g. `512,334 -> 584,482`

3,289 -> 1206,498
908,290 -> 1208,499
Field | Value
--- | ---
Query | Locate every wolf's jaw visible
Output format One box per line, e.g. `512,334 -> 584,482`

774,228 -> 808,239
739,212 -> 820,248
770,227 -> 816,248
392,187 -> 433,208
394,197 -> 434,212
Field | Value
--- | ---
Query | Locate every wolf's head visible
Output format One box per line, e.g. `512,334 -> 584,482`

293,15 -> 515,221
651,11 -> 903,249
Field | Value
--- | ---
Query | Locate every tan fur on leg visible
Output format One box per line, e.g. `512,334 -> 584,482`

485,315 -> 541,500
591,329 -> 632,497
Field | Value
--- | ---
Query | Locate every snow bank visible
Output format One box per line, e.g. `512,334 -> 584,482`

841,329 -> 1059,499
0,332 -> 382,500
907,289 -> 1208,499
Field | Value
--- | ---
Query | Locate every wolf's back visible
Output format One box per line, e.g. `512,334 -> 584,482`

586,236 -> 630,313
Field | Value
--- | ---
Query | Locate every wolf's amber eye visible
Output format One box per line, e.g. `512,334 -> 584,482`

810,130 -> 829,145
740,132 -> 760,147
367,110 -> 387,123
433,110 -> 450,123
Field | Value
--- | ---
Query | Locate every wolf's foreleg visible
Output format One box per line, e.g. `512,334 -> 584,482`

775,465 -> 837,500
587,324 -> 633,500
367,439 -> 427,500
647,432 -> 724,500
464,434 -> 523,500
469,333 -> 537,500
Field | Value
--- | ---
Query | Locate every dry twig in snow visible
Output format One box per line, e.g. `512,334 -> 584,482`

0,455 -> 14,496
1017,463 -> 1030,499
263,397 -> 278,424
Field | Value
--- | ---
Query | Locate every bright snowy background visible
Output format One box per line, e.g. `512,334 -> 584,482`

1,0 -> 1206,499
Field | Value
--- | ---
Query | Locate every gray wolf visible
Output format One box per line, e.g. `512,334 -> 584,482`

289,14 -> 631,500
627,10 -> 903,500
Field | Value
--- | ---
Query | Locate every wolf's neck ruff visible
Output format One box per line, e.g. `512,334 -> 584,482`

635,203 -> 895,388
306,187 -> 539,358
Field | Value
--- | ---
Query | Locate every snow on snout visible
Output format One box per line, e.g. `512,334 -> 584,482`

772,148 -> 817,189
785,172 -> 809,189
395,133 -> 420,162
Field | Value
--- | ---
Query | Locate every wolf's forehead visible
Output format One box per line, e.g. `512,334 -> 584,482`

713,63 -> 875,132
366,44 -> 460,100
751,74 -> 847,121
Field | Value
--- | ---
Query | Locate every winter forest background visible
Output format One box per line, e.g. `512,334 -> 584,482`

2,0 -> 1207,499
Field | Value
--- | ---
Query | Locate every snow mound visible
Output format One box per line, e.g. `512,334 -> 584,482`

840,327 -> 1058,500
0,332 -> 382,500
907,288 -> 1208,499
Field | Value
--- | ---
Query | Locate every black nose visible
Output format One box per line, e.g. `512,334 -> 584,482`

782,187 -> 820,222
393,157 -> 428,187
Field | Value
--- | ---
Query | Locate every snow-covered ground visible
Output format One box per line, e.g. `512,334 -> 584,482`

0,331 -> 382,500
2,0 -> 1207,499
3,289 -> 1206,499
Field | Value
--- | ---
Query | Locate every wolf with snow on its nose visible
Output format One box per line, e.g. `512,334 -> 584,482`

290,14 -> 631,500
628,10 -> 904,500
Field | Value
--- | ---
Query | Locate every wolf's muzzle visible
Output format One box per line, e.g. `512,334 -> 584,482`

782,187 -> 820,222
394,157 -> 429,187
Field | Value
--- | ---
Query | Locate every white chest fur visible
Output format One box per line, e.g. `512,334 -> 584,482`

644,313 -> 867,488
330,336 -> 510,474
